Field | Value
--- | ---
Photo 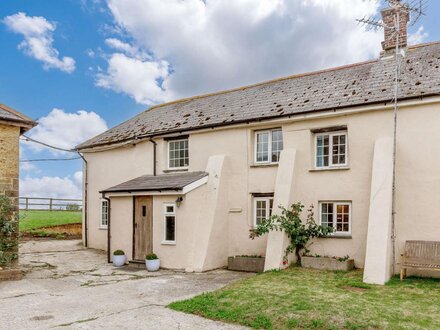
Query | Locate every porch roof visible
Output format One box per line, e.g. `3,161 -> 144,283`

100,171 -> 208,194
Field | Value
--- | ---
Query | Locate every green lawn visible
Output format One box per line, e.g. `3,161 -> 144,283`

169,267 -> 440,330
19,211 -> 82,232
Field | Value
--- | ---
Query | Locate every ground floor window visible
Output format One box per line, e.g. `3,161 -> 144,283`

319,201 -> 351,235
163,203 -> 176,243
100,199 -> 108,228
253,196 -> 274,227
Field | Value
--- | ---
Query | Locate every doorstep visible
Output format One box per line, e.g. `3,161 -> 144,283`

127,259 -> 145,269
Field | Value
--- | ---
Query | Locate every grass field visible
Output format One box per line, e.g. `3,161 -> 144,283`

19,211 -> 82,232
169,267 -> 440,330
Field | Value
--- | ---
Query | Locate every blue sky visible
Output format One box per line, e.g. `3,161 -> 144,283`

0,0 -> 438,198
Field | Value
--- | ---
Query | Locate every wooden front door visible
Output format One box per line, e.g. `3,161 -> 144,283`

134,196 -> 153,260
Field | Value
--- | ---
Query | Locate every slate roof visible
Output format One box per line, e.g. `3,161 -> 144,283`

101,171 -> 208,193
77,42 -> 440,150
0,104 -> 36,132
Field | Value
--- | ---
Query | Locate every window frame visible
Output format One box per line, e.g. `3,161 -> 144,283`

167,138 -> 189,170
254,128 -> 283,165
318,201 -> 352,236
253,196 -> 274,227
99,199 -> 109,229
162,203 -> 176,244
314,131 -> 348,169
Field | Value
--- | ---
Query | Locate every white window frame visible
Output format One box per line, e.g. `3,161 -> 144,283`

253,197 -> 274,227
99,199 -> 109,229
318,201 -> 352,236
162,203 -> 176,244
314,131 -> 348,169
167,138 -> 189,170
254,128 -> 283,164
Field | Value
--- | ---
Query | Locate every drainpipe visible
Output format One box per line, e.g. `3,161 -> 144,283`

77,152 -> 88,247
149,138 -> 157,176
102,192 -> 111,263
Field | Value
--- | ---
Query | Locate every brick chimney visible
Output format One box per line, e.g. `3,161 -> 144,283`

381,0 -> 410,51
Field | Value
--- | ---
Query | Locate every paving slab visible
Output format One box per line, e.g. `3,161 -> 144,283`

0,239 -> 251,329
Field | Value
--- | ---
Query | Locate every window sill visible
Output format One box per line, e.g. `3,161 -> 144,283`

161,241 -> 176,245
323,234 -> 352,239
250,163 -> 279,168
309,166 -> 350,172
99,226 -> 108,230
163,168 -> 188,173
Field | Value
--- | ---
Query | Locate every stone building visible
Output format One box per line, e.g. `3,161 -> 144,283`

0,104 -> 36,271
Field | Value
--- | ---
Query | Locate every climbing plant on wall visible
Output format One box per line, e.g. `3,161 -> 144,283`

250,202 -> 333,265
0,195 -> 18,266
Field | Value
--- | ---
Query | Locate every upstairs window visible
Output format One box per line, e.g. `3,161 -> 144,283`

319,201 -> 351,235
168,138 -> 189,169
100,199 -> 108,228
255,128 -> 283,164
315,131 -> 347,168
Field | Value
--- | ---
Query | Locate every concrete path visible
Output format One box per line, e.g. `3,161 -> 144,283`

0,240 -> 251,329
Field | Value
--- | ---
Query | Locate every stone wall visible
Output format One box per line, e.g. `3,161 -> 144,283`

0,123 -> 20,267
0,123 -> 20,208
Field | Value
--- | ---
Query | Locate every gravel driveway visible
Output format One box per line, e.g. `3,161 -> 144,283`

0,240 -> 251,329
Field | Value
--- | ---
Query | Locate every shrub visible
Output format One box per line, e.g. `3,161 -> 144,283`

66,203 -> 80,211
146,253 -> 158,260
0,196 -> 19,266
113,249 -> 125,256
250,202 -> 332,264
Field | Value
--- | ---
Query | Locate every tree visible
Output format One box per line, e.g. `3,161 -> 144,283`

0,196 -> 19,266
250,202 -> 332,264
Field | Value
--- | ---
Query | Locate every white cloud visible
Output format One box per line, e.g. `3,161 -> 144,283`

408,26 -> 428,45
20,172 -> 83,199
20,162 -> 41,174
96,53 -> 170,105
105,38 -> 150,60
100,0 -> 382,104
3,12 -> 76,73
24,108 -> 108,154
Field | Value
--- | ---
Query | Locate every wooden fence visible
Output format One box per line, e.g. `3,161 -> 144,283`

19,197 -> 83,212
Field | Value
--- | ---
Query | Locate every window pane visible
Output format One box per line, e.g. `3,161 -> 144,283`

165,216 -> 175,241
335,203 -> 350,233
256,132 -> 269,162
316,135 -> 329,167
271,129 -> 283,163
255,200 -> 267,225
331,134 -> 347,165
101,200 -> 108,226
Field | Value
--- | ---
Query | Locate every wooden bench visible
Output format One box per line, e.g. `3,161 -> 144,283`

400,240 -> 440,280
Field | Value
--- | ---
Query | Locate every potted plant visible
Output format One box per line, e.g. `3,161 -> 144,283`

145,253 -> 160,271
112,250 -> 126,267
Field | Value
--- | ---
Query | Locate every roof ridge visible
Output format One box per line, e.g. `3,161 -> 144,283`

407,40 -> 440,50
148,58 -> 378,112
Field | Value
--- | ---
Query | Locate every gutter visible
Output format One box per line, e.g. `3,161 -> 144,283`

76,151 -> 89,247
101,192 -> 111,263
149,138 -> 157,176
